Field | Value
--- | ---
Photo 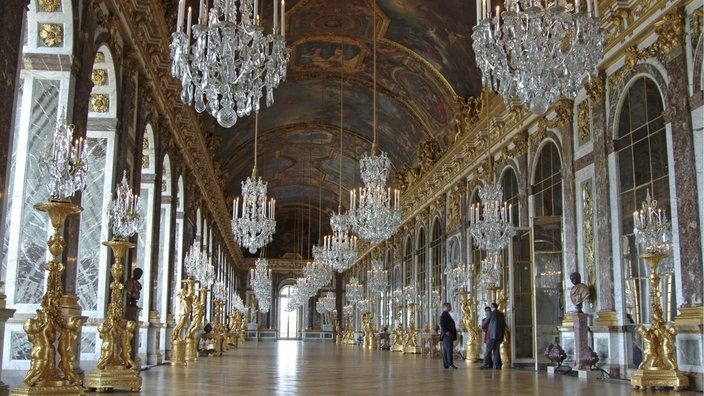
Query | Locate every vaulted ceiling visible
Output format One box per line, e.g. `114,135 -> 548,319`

206,0 -> 483,258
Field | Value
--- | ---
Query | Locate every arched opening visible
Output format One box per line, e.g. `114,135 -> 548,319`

279,284 -> 300,339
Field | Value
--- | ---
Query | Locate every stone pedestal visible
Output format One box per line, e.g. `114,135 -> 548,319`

573,313 -> 590,370
0,306 -> 16,396
146,310 -> 163,366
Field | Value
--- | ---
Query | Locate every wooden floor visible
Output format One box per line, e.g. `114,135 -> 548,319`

3,341 -> 701,395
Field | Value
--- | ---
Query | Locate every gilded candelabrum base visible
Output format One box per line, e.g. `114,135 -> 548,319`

170,339 -> 186,366
11,384 -> 84,396
500,340 -> 511,367
185,338 -> 198,362
466,338 -> 480,361
631,368 -> 689,391
82,365 -> 142,393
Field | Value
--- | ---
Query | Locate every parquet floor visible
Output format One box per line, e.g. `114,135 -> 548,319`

2,341 -> 701,395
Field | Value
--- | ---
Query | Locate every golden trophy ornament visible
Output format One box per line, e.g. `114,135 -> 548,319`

12,202 -> 84,396
171,278 -> 196,366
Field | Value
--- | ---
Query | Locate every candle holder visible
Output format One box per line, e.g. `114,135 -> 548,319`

630,191 -> 688,390
390,304 -> 405,352
84,172 -> 142,392
13,116 -> 88,396
404,301 -> 420,354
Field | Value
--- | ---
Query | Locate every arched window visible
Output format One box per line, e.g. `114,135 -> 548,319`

532,141 -> 564,354
430,219 -> 442,291
416,228 -> 427,323
501,167 -> 520,227
171,175 -> 185,320
616,77 -> 672,328
404,236 -> 413,288
156,155 -> 173,350
136,124 -> 157,324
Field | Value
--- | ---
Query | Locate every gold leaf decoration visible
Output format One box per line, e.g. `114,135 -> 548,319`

143,138 -> 149,150
142,155 -> 150,169
91,69 -> 108,86
95,52 -> 106,63
39,24 -> 63,47
90,94 -> 109,112
38,0 -> 61,12
578,101 -> 591,144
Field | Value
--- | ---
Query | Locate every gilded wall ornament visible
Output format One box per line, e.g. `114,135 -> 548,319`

39,23 -> 63,47
578,101 -> 591,145
582,180 -> 595,288
142,155 -> 150,169
447,188 -> 460,230
584,70 -> 606,102
38,0 -> 61,12
143,138 -> 149,149
90,94 -> 109,112
654,8 -> 685,55
95,51 -> 106,63
162,180 -> 167,192
91,69 -> 108,86
417,136 -> 443,175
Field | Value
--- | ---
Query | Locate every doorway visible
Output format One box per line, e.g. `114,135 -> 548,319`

278,285 -> 299,339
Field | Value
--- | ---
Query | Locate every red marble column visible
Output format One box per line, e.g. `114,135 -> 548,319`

662,41 -> 703,308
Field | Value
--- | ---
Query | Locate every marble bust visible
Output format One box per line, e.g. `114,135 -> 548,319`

569,272 -> 591,313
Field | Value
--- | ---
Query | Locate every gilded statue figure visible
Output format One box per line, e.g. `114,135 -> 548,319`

23,310 -> 50,386
187,292 -> 206,340
120,320 -> 137,370
96,321 -> 117,369
58,316 -> 82,385
172,286 -> 193,340
461,298 -> 480,344
638,325 -> 660,369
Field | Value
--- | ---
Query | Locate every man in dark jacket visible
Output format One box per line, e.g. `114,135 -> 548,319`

439,302 -> 458,369
480,302 -> 506,369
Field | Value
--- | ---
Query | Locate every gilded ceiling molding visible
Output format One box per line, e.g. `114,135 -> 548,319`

452,95 -> 483,143
601,0 -> 669,52
417,136 -> 444,177
608,8 -> 685,89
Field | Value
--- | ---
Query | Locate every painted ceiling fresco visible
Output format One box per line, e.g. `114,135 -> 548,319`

212,0 -> 483,257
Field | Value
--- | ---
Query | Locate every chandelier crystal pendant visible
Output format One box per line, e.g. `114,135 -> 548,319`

42,114 -> 88,201
107,171 -> 141,240
232,114 -> 276,253
250,258 -> 272,313
633,189 -> 672,254
349,6 -> 401,245
471,0 -> 604,114
170,0 -> 290,127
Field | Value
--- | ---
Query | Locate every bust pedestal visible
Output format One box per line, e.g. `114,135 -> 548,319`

573,313 -> 589,370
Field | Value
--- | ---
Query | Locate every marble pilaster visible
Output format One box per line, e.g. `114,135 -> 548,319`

0,0 -> 28,242
589,73 -> 617,318
0,289 -> 16,396
662,45 -> 704,308
560,119 -> 578,280
147,310 -> 163,366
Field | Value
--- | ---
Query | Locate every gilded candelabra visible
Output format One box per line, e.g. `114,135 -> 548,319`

458,291 -> 481,361
186,286 -> 208,361
403,303 -> 420,354
83,240 -> 142,392
227,310 -> 242,348
12,202 -> 84,396
170,278 -> 196,366
630,254 -> 688,390
342,312 -> 354,345
390,306 -> 405,352
496,290 -> 511,368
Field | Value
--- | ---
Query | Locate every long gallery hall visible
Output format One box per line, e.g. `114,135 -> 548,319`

0,0 -> 702,394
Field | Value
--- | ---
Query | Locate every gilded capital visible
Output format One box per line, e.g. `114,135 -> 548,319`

584,70 -> 606,102
655,8 -> 685,57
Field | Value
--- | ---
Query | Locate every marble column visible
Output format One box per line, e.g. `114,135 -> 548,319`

0,0 -> 29,263
588,73 -> 617,324
661,32 -> 703,310
147,310 -> 163,365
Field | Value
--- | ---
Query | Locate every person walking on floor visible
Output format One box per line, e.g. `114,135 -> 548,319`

439,302 -> 458,369
480,302 -> 506,370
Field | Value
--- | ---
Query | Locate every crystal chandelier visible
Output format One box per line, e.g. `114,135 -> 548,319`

472,0 -> 604,114
232,115 -> 276,253
366,260 -> 388,296
346,276 -> 363,305
633,189 -> 671,254
213,280 -> 227,301
107,170 -> 141,240
349,8 -> 401,244
445,264 -> 467,293
469,180 -> 515,253
303,259 -> 332,291
42,114 -> 88,201
232,293 -> 245,313
184,241 -> 214,288
170,0 -> 290,127
250,258 -> 272,313
478,254 -> 503,290
357,298 -> 371,313
184,241 -> 203,279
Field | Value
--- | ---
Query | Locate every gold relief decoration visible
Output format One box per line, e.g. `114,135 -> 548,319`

447,187 -> 460,230
92,69 -> 108,86
654,8 -> 685,56
578,101 -> 591,144
90,94 -> 109,113
397,164 -> 419,193
142,155 -> 149,169
584,69 -> 606,102
161,180 -> 167,193
38,0 -> 61,12
417,136 -> 443,176
143,138 -> 149,150
95,51 -> 105,63
534,98 -> 573,143
582,180 -> 595,289
453,95 -> 483,142
39,23 -> 63,47
693,8 -> 703,42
